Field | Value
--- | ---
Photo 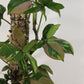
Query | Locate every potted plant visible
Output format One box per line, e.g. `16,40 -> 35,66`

0,0 -> 74,84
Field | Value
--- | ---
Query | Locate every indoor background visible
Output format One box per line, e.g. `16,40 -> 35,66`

0,0 -> 84,84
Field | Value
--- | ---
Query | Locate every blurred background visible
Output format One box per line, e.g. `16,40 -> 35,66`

0,0 -> 84,84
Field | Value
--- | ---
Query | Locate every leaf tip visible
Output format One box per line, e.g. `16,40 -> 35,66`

71,50 -> 74,55
62,59 -> 64,62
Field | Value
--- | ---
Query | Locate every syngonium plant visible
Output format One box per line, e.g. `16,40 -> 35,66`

0,0 -> 74,84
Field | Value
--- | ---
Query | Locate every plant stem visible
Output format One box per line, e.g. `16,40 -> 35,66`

37,13 -> 43,33
2,18 -> 11,25
33,13 -> 38,40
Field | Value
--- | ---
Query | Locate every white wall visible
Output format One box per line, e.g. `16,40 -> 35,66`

0,0 -> 84,84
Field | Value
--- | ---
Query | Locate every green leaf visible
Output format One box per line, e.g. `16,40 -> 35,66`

39,64 -> 53,74
23,40 -> 37,52
0,5 -> 6,26
2,65 -> 9,71
42,24 -> 54,39
19,58 -> 28,75
30,68 -> 54,84
23,79 -> 30,84
8,0 -> 31,14
0,44 -> 18,58
25,53 -> 38,73
4,74 -> 9,81
24,7 -> 42,14
0,39 -> 9,47
46,2 -> 64,16
29,72 -> 43,80
39,0 -> 52,6
43,42 -> 64,61
49,36 -> 74,54
0,5 -> 6,19
31,41 -> 45,52
27,64 -> 33,71
0,78 -> 6,84
11,51 -> 23,62
47,24 -> 60,38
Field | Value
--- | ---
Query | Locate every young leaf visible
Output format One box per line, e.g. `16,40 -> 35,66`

2,65 -> 9,71
42,24 -> 54,39
0,5 -> 6,19
13,27 -> 25,47
50,36 -> 74,54
46,2 -> 64,16
25,53 -> 38,73
46,24 -> 60,38
23,40 -> 37,53
39,64 -> 53,74
43,43 -> 64,61
8,0 -> 31,14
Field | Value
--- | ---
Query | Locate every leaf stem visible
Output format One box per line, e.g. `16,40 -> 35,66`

1,59 -> 8,64
37,13 -> 43,33
2,18 -> 11,25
